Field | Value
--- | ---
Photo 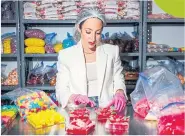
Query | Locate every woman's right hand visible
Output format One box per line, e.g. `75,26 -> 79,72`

70,94 -> 95,107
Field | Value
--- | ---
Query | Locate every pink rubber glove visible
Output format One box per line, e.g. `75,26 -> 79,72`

106,92 -> 127,112
70,94 -> 95,107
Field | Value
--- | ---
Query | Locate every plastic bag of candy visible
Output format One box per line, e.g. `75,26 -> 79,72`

25,29 -> 46,39
1,88 -> 58,120
44,63 -> 57,85
3,68 -> 18,86
62,32 -> 76,49
105,115 -> 130,135
44,32 -> 57,45
27,61 -> 45,85
131,66 -> 184,120
45,44 -> 55,53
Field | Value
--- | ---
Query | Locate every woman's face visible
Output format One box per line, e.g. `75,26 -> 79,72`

79,18 -> 103,50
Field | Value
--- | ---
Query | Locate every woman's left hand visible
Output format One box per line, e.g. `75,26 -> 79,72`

106,91 -> 127,112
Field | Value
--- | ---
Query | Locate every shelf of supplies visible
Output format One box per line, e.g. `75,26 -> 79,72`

1,85 -> 19,91
1,54 -> 17,58
22,19 -> 141,24
106,19 -> 141,24
120,53 -> 139,57
24,54 -> 58,58
22,19 -> 76,24
146,52 -> 185,56
26,85 -> 55,90
147,19 -> 185,24
1,20 -> 16,24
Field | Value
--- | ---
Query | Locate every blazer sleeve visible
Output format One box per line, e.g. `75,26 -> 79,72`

113,46 -> 127,99
55,51 -> 73,108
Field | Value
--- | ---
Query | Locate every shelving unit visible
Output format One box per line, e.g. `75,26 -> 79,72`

1,1 -> 21,92
18,1 -> 143,92
142,1 -> 185,71
2,1 -> 184,94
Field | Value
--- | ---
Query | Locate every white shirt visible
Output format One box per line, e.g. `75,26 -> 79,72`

86,62 -> 99,97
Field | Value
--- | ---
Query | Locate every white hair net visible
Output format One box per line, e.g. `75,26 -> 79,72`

73,7 -> 106,42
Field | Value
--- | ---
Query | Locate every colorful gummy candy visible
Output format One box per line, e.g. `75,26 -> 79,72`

1,105 -> 18,125
27,109 -> 65,129
105,115 -> 130,135
69,108 -> 90,122
16,91 -> 57,120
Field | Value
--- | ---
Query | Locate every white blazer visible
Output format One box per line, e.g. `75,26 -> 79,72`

55,40 -> 126,108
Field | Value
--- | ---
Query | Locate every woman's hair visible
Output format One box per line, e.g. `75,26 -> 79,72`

73,8 -> 106,42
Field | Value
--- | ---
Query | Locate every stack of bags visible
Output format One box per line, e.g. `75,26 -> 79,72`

24,29 -> 46,54
125,0 -> 140,19
1,32 -> 17,54
23,0 -> 140,20
23,0 -> 80,20
23,1 -> 37,19
79,0 -> 103,10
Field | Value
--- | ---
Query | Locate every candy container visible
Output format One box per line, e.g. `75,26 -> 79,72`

105,115 -> 130,135
69,108 -> 90,122
1,88 -> 58,120
1,105 -> 18,126
27,109 -> 65,129
95,107 -> 116,122
66,118 -> 95,135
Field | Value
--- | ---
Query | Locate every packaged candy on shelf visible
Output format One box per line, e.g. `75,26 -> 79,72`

25,29 -> 46,39
24,38 -> 45,47
1,88 -> 57,120
45,44 -> 55,53
44,63 -> 57,85
2,68 -> 18,86
66,118 -> 95,135
27,109 -> 65,129
69,108 -> 90,122
27,62 -> 45,85
54,43 -> 63,53
62,32 -> 76,49
95,107 -> 116,122
105,115 -> 130,135
44,32 -> 57,45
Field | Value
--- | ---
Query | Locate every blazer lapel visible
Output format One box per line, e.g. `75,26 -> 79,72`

96,45 -> 107,98
76,41 -> 87,95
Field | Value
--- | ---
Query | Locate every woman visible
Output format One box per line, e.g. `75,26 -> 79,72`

56,8 -> 127,112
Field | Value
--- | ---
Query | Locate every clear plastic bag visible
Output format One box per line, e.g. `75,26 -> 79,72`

27,61 -> 45,85
44,63 -> 57,85
1,88 -> 57,120
131,66 -> 184,119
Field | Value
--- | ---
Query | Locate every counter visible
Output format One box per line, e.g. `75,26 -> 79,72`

2,105 -> 158,135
